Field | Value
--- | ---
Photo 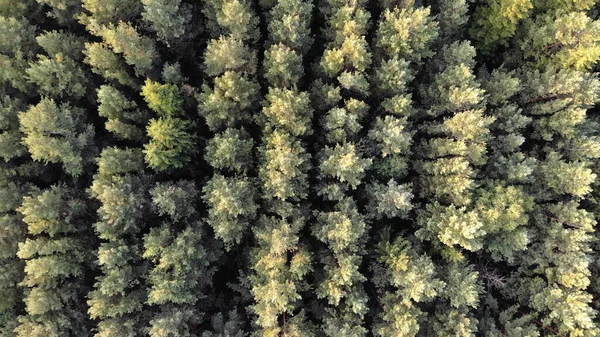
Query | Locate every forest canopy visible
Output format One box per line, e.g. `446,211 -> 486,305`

1,0 -> 600,336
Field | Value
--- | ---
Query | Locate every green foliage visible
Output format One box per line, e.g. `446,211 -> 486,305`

202,311 -> 246,337
321,99 -> 369,144
198,71 -> 260,130
319,2 -> 371,78
366,180 -> 413,219
417,202 -> 485,251
0,16 -> 36,56
429,307 -> 478,337
143,222 -> 213,306
97,85 -> 146,140
424,43 -> 484,116
2,2 -> 600,337
318,143 -> 372,200
95,22 -> 158,75
0,96 -> 26,161
437,0 -> 468,40
162,62 -> 186,84
375,7 -> 438,63
19,98 -> 94,177
204,37 -> 257,77
474,185 -> 533,262
250,213 -> 312,336
36,0 -> 81,25
264,44 -> 303,88
202,174 -> 258,248
150,181 -> 197,222
78,0 -> 141,28
141,79 -> 184,117
0,53 -> 31,93
470,0 -> 532,52
90,147 -> 148,239
368,115 -> 412,158
144,117 -> 195,172
88,146 -> 149,337
443,263 -> 483,308
141,0 -> 192,44
259,130 -> 310,201
535,0 -> 596,12
205,128 -> 254,173
26,54 -> 87,99
259,88 -> 312,137
267,0 -> 313,53
16,185 -> 91,337
520,12 -> 600,70
36,30 -> 85,60
203,0 -> 260,41
83,42 -> 137,87
373,58 -> 413,97
539,152 -> 596,197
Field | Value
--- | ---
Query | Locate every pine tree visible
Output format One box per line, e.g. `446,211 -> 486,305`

250,0 -> 315,334
97,85 -> 147,141
199,0 -> 260,252
520,12 -> 600,70
91,22 -> 158,76
15,185 -> 93,337
19,98 -> 95,177
0,96 -> 30,337
144,181 -> 216,337
141,80 -> 196,172
310,0 -> 373,333
88,148 -> 152,337
141,0 -> 192,44
510,65 -> 600,336
469,0 -> 532,52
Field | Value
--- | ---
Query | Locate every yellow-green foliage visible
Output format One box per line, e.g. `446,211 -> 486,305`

470,0 -> 533,52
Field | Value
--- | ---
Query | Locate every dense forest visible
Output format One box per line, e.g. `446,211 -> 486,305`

1,0 -> 600,336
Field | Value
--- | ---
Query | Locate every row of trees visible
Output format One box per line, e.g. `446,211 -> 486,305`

1,0 -> 600,336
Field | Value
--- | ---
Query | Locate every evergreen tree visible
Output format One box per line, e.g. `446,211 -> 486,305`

250,0 -> 315,333
141,80 -> 196,172
141,0 -> 192,45
15,185 -> 93,337
19,98 -> 95,177
520,12 -> 600,70
310,0 -> 374,333
88,148 -> 152,337
469,0 -> 532,52
97,85 -> 147,141
91,22 -> 158,76
144,181 -> 216,337
199,0 -> 260,252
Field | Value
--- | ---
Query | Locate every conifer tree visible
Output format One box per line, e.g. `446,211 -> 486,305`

310,0 -> 373,333
520,12 -> 600,71
83,43 -> 138,88
19,98 -> 95,177
367,5 -> 439,334
250,0 -> 315,335
141,0 -> 193,45
509,66 -> 600,336
0,16 -> 37,93
97,85 -> 148,141
199,0 -> 260,250
469,0 -> 532,52
78,0 -> 141,29
88,148 -> 152,337
15,186 -> 93,337
0,96 -> 30,337
90,22 -> 158,76
141,80 -> 196,172
144,181 -> 216,337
